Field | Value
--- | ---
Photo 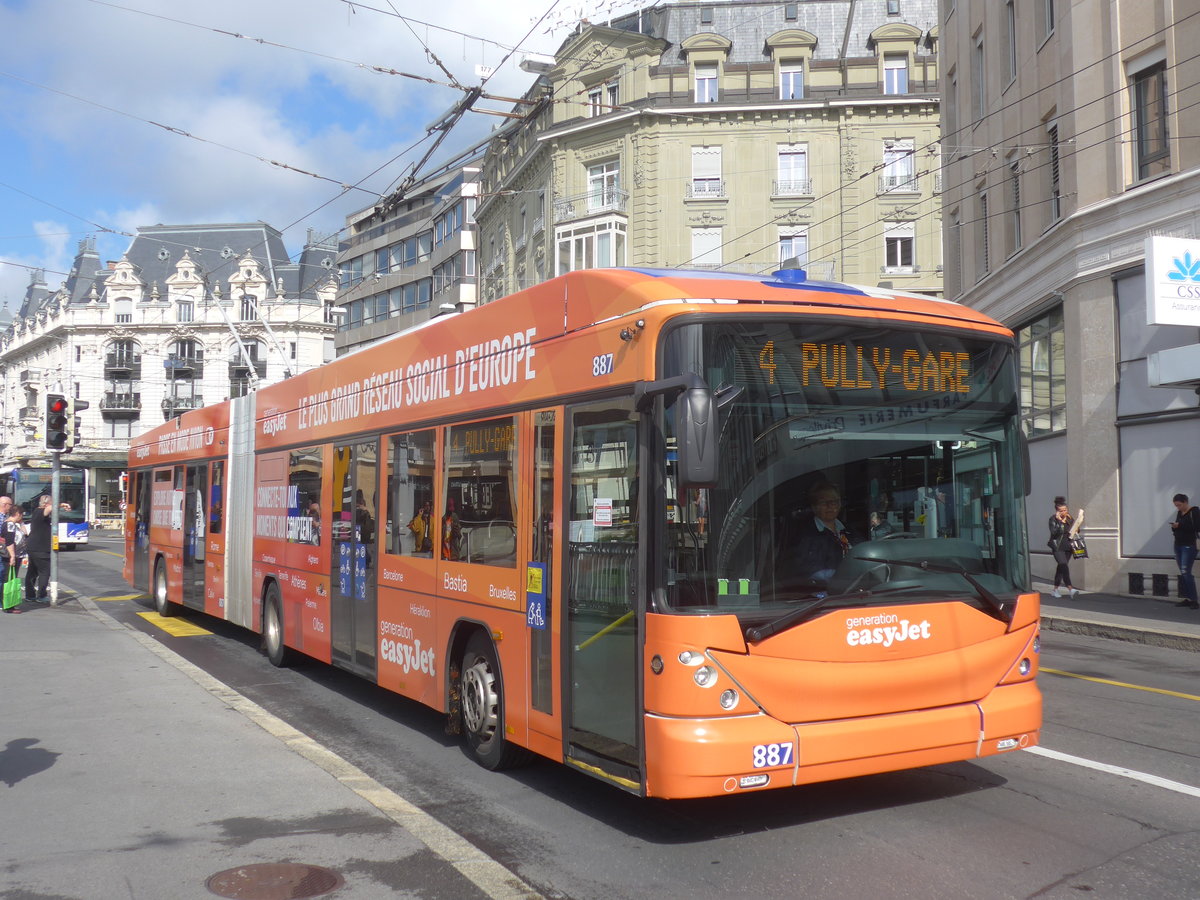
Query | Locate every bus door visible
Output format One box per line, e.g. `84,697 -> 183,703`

330,440 -> 378,677
525,409 -> 561,742
564,398 -> 642,787
181,464 -> 207,610
132,472 -> 151,592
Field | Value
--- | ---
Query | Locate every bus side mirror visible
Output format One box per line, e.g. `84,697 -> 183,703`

676,386 -> 718,488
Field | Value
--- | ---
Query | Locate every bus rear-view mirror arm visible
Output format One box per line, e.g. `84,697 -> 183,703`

634,374 -> 719,489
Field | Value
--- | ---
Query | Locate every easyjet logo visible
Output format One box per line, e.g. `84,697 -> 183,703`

845,613 -> 932,648
261,413 -> 288,436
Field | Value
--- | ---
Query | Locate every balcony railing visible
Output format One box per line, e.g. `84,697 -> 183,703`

229,359 -> 268,380
162,395 -> 205,417
878,174 -> 921,193
105,352 -> 143,378
685,180 -> 726,199
165,355 -> 204,378
772,178 -> 813,196
553,188 -> 629,223
530,215 -> 545,236
101,393 -> 142,417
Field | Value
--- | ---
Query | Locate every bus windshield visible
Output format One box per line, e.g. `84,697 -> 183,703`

9,470 -> 87,523
660,318 -> 1029,622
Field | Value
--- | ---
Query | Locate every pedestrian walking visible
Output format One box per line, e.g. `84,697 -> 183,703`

1170,493 -> 1199,609
1047,496 -> 1082,599
3,505 -> 27,614
24,494 -> 54,603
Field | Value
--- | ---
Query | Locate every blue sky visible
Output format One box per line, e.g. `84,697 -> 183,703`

0,0 -> 634,308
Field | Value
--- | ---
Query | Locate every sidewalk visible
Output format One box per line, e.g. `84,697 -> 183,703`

0,592 -> 539,900
1036,581 -> 1200,652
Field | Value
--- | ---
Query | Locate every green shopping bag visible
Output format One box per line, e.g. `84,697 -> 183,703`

3,569 -> 21,610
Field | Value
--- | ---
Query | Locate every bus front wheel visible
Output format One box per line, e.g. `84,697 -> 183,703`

263,585 -> 293,668
460,632 -> 529,771
153,559 -> 175,618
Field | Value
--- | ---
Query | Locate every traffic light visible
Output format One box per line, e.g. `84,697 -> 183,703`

65,397 -> 90,452
45,393 -> 69,451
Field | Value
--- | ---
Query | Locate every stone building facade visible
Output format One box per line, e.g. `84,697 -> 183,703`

0,224 -> 338,523
940,0 -> 1200,595
476,0 -> 944,299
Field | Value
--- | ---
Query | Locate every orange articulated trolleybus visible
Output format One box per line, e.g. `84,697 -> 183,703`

124,267 -> 1041,799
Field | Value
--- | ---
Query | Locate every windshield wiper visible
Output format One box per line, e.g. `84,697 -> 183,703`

860,556 -> 1013,625
744,559 -> 1013,644
745,583 -> 911,643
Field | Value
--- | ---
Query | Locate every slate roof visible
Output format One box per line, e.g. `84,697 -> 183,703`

611,0 -> 939,64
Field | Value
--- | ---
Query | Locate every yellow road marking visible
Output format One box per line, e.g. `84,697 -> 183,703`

1041,667 -> 1200,702
94,593 -> 145,602
136,611 -> 213,637
91,547 -> 123,558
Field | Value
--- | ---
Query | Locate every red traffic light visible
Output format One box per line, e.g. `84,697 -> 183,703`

49,397 -> 69,414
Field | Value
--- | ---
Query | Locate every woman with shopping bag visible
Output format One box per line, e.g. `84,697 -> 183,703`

3,506 -> 27,613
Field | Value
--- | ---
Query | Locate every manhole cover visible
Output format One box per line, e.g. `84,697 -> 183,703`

206,863 -> 344,899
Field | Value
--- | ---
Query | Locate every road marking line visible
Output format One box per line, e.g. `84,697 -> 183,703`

95,593 -> 145,602
91,548 -> 123,558
136,611 -> 213,637
1041,667 -> 1200,702
1027,746 -> 1200,799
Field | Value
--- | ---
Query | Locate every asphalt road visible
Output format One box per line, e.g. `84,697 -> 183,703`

64,536 -> 1200,900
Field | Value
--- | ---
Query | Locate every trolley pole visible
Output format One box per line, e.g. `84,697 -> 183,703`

50,451 -> 60,606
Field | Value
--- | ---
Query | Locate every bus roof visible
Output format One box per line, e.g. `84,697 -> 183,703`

131,268 -> 1011,459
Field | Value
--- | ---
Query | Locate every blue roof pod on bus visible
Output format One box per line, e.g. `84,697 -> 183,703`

621,266 -> 870,297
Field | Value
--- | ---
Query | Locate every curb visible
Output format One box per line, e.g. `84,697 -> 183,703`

1040,614 -> 1200,653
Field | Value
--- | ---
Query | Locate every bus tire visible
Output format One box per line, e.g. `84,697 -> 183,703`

153,558 -> 175,618
460,631 -> 529,771
263,584 -> 293,668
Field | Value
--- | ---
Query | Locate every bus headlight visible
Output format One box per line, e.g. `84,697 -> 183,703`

1019,657 -> 1031,676
694,666 -> 718,688
678,650 -> 704,666
719,689 -> 739,710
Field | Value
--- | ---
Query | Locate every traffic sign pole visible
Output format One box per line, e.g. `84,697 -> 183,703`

50,451 -> 60,606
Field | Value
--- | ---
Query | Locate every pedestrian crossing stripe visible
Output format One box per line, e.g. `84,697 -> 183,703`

136,612 -> 213,637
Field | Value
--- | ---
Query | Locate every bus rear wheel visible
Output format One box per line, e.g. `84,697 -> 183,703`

153,559 -> 175,618
263,585 -> 293,668
460,632 -> 529,771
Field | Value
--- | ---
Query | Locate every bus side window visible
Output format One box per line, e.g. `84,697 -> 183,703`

387,430 -> 435,556
209,461 -> 224,534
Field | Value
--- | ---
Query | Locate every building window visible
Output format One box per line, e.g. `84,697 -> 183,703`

971,33 -> 985,122
883,221 -> 915,272
780,62 -> 803,100
694,64 -> 718,103
883,55 -> 908,95
556,218 -> 626,274
881,140 -> 916,192
177,301 -> 193,323
1042,0 -> 1055,38
947,212 -> 962,298
1048,124 -> 1062,222
75,345 -> 82,363
443,417 -> 517,566
776,144 -> 810,195
700,7 -> 713,25
977,192 -> 990,280
1132,62 -> 1169,180
113,298 -> 133,324
784,3 -> 797,20
240,294 -> 258,321
779,232 -> 808,266
690,227 -> 722,268
1016,306 -> 1066,437
587,160 -> 621,211
433,254 -> 465,294
689,146 -> 723,197
887,0 -> 901,14
588,86 -> 603,116
434,202 -> 465,246
1009,160 -> 1022,252
1004,0 -> 1017,82
105,419 -> 134,439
